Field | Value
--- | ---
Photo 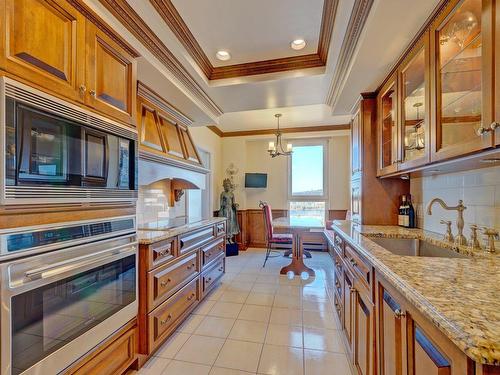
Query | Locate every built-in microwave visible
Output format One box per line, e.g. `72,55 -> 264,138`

0,77 -> 137,205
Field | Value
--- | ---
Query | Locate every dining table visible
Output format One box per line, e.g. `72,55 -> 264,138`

272,216 -> 325,277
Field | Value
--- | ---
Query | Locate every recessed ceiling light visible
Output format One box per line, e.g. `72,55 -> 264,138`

290,39 -> 306,50
216,50 -> 231,61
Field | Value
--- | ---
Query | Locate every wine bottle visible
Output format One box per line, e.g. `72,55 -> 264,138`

408,195 -> 416,228
398,195 -> 406,227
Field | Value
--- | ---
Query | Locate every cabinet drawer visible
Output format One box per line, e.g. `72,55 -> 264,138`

68,323 -> 137,375
179,226 -> 215,255
148,237 -> 177,270
201,237 -> 225,269
344,244 -> 372,292
333,252 -> 343,276
148,251 -> 199,311
148,277 -> 199,352
215,221 -> 226,237
333,289 -> 343,324
201,255 -> 225,297
334,270 -> 343,298
333,232 -> 344,256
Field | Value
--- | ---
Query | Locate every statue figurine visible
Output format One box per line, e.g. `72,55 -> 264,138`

218,178 -> 240,243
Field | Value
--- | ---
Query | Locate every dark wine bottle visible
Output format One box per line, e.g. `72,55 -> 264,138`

398,195 -> 407,227
407,195 -> 416,228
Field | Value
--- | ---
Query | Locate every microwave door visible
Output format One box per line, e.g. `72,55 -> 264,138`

16,105 -> 81,186
83,128 -> 108,187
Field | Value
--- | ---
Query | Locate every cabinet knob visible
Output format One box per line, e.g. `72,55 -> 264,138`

476,125 -> 493,136
394,309 -> 405,318
187,263 -> 195,270
349,258 -> 358,267
79,84 -> 86,93
491,122 -> 500,131
218,267 -> 224,272
160,314 -> 172,325
89,89 -> 96,98
160,278 -> 172,287
187,293 -> 195,301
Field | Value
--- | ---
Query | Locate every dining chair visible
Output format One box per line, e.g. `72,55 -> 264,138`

260,201 -> 294,267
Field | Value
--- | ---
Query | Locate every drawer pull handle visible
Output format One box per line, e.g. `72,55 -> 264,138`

158,249 -> 170,257
349,258 -> 358,267
187,293 -> 195,301
160,314 -> 172,325
335,280 -> 341,288
218,267 -> 224,272
187,263 -> 195,270
160,278 -> 172,287
205,277 -> 212,284
394,309 -> 405,318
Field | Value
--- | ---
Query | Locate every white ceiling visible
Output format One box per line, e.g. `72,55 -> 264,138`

171,0 -> 323,66
89,0 -> 442,130
218,104 -> 352,132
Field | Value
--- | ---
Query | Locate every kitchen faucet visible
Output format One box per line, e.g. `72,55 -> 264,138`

426,198 -> 467,246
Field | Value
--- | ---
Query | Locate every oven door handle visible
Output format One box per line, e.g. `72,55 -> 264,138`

24,243 -> 136,280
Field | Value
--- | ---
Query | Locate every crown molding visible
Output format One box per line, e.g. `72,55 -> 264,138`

208,124 -> 351,138
325,0 -> 374,109
98,0 -> 223,119
149,0 -> 339,80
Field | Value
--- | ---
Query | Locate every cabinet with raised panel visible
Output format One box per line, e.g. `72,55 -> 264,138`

0,0 -> 137,126
493,0 -> 500,146
0,0 -> 86,101
85,22 -> 137,125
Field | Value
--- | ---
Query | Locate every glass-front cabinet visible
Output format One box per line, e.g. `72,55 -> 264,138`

431,0 -> 493,160
399,32 -> 430,170
377,73 -> 399,176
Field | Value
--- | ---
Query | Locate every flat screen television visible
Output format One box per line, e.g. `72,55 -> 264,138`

245,173 -> 267,188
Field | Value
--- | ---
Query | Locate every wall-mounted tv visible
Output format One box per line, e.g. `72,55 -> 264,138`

245,173 -> 267,188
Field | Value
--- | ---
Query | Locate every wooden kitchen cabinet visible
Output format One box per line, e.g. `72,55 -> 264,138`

85,22 -> 137,126
353,285 -> 375,375
398,32 -> 431,171
429,0 -> 493,161
352,108 -> 362,174
343,267 -> 355,358
493,0 -> 500,146
0,0 -> 138,126
377,73 -> 399,176
0,0 -> 86,102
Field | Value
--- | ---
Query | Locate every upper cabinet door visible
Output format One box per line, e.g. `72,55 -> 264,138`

493,0 -> 500,145
138,102 -> 164,152
377,73 -> 400,176
85,23 -> 137,126
0,0 -> 86,101
398,32 -> 431,171
157,114 -> 186,160
351,109 -> 362,175
430,0 -> 492,161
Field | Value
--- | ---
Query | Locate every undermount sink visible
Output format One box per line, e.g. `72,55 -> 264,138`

369,237 -> 469,259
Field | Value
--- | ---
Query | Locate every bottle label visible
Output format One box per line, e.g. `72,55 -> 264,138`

403,215 -> 409,227
398,214 -> 403,226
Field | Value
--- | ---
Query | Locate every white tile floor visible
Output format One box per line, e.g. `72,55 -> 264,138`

136,248 -> 353,375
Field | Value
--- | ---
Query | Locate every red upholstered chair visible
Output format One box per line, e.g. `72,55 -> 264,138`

260,201 -> 294,267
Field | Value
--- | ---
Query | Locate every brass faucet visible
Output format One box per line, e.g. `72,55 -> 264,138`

426,198 -> 467,246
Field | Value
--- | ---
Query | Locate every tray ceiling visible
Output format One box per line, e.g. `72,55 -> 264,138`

149,0 -> 337,80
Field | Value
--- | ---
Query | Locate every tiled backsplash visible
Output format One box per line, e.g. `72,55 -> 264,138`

410,165 -> 500,241
137,179 -> 186,225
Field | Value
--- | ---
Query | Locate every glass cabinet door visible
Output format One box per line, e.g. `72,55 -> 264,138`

433,0 -> 491,159
400,36 -> 429,168
378,75 -> 399,175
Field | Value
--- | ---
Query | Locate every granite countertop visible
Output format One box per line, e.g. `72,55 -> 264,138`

325,220 -> 500,365
138,217 -> 226,245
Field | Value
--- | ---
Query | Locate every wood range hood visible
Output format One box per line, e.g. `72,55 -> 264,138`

136,81 -> 209,197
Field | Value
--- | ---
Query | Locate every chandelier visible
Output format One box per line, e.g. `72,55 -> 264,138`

267,114 -> 293,158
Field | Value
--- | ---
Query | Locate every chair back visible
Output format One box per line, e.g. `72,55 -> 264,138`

260,201 -> 274,242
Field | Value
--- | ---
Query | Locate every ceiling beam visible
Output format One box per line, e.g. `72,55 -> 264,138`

208,124 -> 351,138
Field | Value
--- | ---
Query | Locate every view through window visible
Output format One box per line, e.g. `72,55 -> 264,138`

289,143 -> 326,225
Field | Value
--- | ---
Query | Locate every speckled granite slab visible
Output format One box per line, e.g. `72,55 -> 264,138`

138,217 -> 226,245
326,221 -> 500,365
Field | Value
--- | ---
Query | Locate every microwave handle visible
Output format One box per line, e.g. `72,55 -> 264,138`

25,243 -> 136,280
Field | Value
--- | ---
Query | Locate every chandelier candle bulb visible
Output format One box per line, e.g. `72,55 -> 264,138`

287,143 -> 293,152
268,141 -> 275,151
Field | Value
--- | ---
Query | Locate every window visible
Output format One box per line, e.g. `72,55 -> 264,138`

288,141 -> 327,225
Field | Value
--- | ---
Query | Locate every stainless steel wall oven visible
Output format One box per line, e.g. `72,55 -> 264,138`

0,216 -> 138,375
0,77 -> 138,205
